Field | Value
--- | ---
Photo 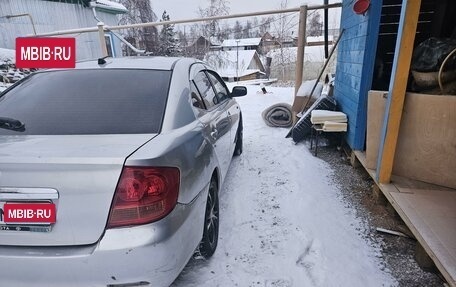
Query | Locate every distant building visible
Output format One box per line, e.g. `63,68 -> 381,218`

260,32 -> 281,54
280,36 -> 298,48
0,0 -> 127,60
205,50 -> 266,82
185,36 -> 217,59
221,38 -> 263,53
306,35 -> 334,46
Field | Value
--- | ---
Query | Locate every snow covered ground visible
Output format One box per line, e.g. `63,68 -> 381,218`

0,48 -> 17,92
172,86 -> 397,287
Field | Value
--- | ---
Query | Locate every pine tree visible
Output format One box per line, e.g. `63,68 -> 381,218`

118,0 -> 159,55
198,0 -> 230,41
158,11 -> 181,56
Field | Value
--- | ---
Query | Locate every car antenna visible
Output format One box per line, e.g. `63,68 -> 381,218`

98,56 -> 109,65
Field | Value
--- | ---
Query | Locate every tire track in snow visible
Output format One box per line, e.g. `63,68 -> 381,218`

172,87 -> 396,287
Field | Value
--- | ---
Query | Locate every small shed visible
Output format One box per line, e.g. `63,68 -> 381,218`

0,0 -> 127,60
334,0 -> 456,285
204,50 -> 266,82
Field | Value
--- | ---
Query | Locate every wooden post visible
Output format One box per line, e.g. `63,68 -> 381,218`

97,22 -> 108,57
294,5 -> 308,94
376,0 -> 421,183
292,5 -> 308,123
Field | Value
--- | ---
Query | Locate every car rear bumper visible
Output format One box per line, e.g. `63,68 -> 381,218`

0,188 -> 207,287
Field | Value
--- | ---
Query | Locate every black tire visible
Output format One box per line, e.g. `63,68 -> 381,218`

199,177 -> 219,259
233,118 -> 243,156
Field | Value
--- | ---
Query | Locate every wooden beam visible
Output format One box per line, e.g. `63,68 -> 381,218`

97,22 -> 108,57
294,5 -> 308,96
376,0 -> 421,183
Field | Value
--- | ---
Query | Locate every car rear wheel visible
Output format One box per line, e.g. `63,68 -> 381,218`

199,177 -> 219,258
233,118 -> 243,156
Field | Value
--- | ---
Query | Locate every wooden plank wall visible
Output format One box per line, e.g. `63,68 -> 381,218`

334,0 -> 382,150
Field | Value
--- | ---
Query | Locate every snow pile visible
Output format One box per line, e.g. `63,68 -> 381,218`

172,86 -> 397,287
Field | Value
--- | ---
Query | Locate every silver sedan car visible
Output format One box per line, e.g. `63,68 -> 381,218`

0,57 -> 246,287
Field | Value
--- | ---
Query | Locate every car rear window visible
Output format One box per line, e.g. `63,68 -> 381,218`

0,69 -> 171,135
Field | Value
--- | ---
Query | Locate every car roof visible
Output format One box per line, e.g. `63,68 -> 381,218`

74,56 -> 188,70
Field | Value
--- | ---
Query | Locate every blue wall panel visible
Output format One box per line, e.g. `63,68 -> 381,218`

334,0 -> 383,150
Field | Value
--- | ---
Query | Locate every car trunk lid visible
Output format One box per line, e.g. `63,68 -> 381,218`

0,134 -> 156,246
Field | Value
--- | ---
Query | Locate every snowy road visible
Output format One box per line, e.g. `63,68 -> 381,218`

172,86 -> 396,287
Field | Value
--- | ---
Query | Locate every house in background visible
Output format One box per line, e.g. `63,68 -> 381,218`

205,49 -> 266,82
260,32 -> 281,54
184,36 -> 217,59
221,37 -> 263,53
0,0 -> 127,60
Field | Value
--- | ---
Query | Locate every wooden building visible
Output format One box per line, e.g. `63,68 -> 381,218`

334,1 -> 456,285
204,50 -> 266,82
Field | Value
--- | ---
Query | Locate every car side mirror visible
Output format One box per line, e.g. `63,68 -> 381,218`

231,86 -> 247,97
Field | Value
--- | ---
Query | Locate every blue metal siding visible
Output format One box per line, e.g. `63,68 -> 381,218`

334,0 -> 383,150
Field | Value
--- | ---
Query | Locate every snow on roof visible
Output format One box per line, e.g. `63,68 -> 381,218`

307,35 -> 334,43
92,0 -> 128,14
266,45 -> 332,64
218,68 -> 264,78
204,50 -> 264,78
222,38 -> 262,47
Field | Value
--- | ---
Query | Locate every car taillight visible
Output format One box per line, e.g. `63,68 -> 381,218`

107,166 -> 180,228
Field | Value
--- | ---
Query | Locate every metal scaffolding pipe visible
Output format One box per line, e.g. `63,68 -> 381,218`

31,3 -> 342,37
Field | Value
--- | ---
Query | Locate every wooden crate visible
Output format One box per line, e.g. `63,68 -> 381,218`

366,91 -> 456,189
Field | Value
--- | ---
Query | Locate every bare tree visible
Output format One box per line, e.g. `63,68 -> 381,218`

308,11 -> 323,36
242,21 -> 253,38
271,0 -> 297,80
198,0 -> 230,41
233,21 -> 243,39
259,16 -> 273,36
118,0 -> 159,55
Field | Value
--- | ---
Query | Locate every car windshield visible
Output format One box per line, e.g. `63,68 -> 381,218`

0,69 -> 171,135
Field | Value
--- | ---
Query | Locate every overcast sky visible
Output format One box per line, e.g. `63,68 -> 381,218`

151,0 -> 341,30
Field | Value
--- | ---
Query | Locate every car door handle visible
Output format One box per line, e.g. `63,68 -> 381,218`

211,129 -> 218,139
